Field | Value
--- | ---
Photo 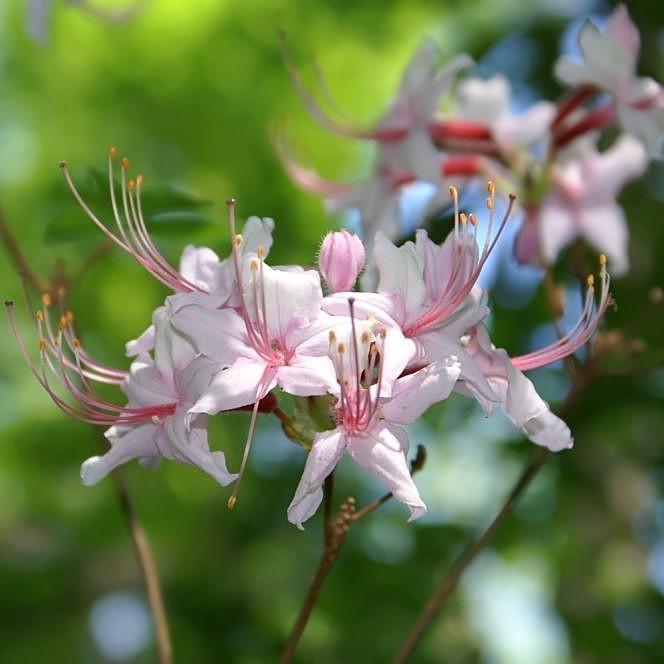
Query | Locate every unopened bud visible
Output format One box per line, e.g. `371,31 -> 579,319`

318,230 -> 366,293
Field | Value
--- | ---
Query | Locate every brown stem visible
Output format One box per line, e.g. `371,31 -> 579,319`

112,471 -> 173,664
0,208 -> 49,292
393,385 -> 587,663
281,475 -> 354,663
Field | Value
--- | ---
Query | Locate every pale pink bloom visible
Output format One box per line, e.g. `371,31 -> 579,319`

319,230 -> 366,292
325,195 -> 611,450
287,312 -> 460,529
324,187 -> 514,409
279,40 -> 473,243
516,134 -> 648,273
7,302 -> 235,486
554,4 -> 664,157
61,151 -> 274,297
455,74 -> 556,149
459,325 -> 573,451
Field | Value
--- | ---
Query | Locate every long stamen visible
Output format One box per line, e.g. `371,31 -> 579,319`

227,395 -> 262,510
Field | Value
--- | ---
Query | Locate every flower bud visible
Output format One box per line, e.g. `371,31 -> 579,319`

318,230 -> 365,292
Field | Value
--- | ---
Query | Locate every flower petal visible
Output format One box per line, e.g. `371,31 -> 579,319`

81,424 -> 158,486
347,422 -> 426,521
287,428 -> 347,530
382,356 -> 461,424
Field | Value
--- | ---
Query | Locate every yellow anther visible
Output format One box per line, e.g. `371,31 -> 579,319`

227,496 -> 237,510
128,179 -> 136,192
38,339 -> 47,351
361,331 -> 371,343
460,212 -> 467,225
487,180 -> 495,196
59,315 -> 68,330
379,327 -> 387,339
233,234 -> 244,248
109,147 -> 117,158
449,185 -> 458,200
338,343 -> 346,354
250,258 -> 260,271
469,213 -> 478,226
369,343 -> 378,355
41,293 -> 52,308
73,338 -> 81,348
257,245 -> 266,259
53,336 -> 60,346
587,274 -> 595,287
599,254 -> 607,266
66,310 -> 74,323
36,310 -> 45,322
136,174 -> 144,186
121,157 -> 130,171
329,330 -> 337,342
486,197 -> 494,210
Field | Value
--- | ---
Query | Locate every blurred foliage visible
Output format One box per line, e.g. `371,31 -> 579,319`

0,0 -> 663,662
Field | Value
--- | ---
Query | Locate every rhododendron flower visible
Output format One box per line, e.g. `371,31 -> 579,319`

61,150 -> 275,298
6,301 -> 235,487
516,134 -> 648,273
279,39 -> 474,243
288,310 -> 460,529
554,4 -> 664,157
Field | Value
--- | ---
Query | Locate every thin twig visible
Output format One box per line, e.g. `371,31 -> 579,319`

0,208 -> 49,292
281,475 -> 354,663
112,471 -> 174,664
392,382 -> 588,663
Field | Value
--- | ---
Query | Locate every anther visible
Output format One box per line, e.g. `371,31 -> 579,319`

329,330 -> 337,343
487,181 -> 495,196
38,339 -> 47,351
250,258 -> 260,271
257,246 -> 266,259
59,315 -> 68,330
587,274 -> 595,287
469,213 -> 478,226
128,179 -> 136,192
36,310 -> 45,322
65,310 -> 74,323
233,234 -> 244,248
449,185 -> 458,200
599,254 -> 607,266
73,338 -> 81,348
486,197 -> 494,210
136,174 -> 144,186
109,147 -> 117,159
41,293 -> 52,308
226,198 -> 237,207
338,343 -> 346,354
361,331 -> 371,343
460,212 -> 467,225
227,495 -> 237,510
121,157 -> 130,171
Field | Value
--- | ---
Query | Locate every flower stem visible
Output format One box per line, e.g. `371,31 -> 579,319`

392,384 -> 587,663
281,474 -> 355,663
112,471 -> 173,664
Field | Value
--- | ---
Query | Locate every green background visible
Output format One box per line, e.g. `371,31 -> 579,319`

0,0 -> 663,661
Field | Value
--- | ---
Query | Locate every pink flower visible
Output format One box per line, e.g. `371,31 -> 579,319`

516,134 -> 648,273
6,301 -> 236,487
554,4 -> 664,157
319,230 -> 366,292
61,151 -> 274,298
287,308 -> 460,529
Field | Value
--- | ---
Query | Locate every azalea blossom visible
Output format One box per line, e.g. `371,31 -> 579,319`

6,300 -> 236,487
516,134 -> 648,273
279,39 -> 475,243
287,307 -> 461,529
324,186 -> 611,450
554,4 -> 664,157
61,150 -> 275,298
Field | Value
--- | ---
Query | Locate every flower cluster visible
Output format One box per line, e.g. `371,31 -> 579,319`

280,4 -> 661,278
8,150 -> 611,529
